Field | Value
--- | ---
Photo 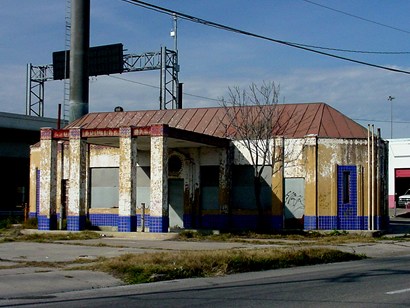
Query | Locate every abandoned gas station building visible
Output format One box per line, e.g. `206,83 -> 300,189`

29,102 -> 389,232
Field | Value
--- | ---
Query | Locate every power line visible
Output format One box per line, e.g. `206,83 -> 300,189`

302,0 -> 410,35
109,75 -> 158,89
120,0 -> 410,75
290,43 -> 410,55
108,75 -> 220,102
110,76 -> 410,122
354,118 -> 410,124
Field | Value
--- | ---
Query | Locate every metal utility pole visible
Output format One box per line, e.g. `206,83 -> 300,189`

170,13 -> 181,109
388,96 -> 395,139
69,0 -> 90,122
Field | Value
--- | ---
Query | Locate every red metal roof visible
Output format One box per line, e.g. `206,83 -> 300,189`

65,103 -> 368,139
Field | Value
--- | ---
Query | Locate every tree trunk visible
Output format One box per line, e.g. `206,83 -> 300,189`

254,176 -> 265,231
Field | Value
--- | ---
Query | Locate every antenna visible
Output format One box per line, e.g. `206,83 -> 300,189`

170,13 -> 178,53
388,95 -> 395,139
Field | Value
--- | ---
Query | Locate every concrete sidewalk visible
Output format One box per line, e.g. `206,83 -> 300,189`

1,217 -> 410,300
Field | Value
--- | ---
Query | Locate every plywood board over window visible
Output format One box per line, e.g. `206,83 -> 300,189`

90,167 -> 119,208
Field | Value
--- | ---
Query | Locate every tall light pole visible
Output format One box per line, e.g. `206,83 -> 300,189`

388,96 -> 395,139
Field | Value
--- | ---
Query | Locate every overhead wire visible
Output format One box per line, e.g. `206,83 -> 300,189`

108,75 -> 220,102
108,75 -> 410,124
301,0 -> 410,36
120,0 -> 410,75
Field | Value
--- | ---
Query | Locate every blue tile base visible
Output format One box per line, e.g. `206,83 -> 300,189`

89,214 -> 118,227
29,212 -> 37,219
118,216 -> 137,232
304,215 -> 388,231
199,215 -> 283,231
183,214 -> 192,229
37,214 -> 57,230
148,216 -> 169,232
67,215 -> 86,231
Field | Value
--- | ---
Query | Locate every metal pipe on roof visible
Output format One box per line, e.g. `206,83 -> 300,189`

371,124 -> 375,230
69,0 -> 90,123
367,124 -> 371,231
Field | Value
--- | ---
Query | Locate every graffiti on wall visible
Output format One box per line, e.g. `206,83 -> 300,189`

284,178 -> 305,219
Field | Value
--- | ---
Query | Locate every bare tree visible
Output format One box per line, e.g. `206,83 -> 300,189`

220,81 -> 285,229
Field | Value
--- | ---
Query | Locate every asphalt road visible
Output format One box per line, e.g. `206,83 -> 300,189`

2,255 -> 410,307
1,216 -> 410,307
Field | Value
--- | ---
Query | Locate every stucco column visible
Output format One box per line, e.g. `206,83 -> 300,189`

39,128 -> 57,230
304,135 -> 318,230
271,137 -> 284,229
219,147 -> 231,214
67,128 -> 87,231
118,127 -> 137,232
149,124 -> 169,232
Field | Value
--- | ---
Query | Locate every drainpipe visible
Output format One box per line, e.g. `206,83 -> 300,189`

371,125 -> 375,231
377,128 -> 381,228
58,141 -> 64,230
315,135 -> 318,230
367,125 -> 371,231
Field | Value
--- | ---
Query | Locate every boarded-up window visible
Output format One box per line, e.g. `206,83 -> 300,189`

232,165 -> 271,210
201,166 -> 219,210
90,168 -> 119,208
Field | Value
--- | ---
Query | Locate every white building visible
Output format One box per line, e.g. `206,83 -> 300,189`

388,139 -> 410,211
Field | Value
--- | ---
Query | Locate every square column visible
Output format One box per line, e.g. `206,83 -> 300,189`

219,147 -> 231,214
39,128 -> 57,230
149,125 -> 169,232
118,127 -> 137,232
67,128 -> 87,231
303,136 -> 318,230
271,137 -> 284,229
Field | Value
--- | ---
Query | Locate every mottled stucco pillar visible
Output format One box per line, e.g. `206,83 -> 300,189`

39,128 -> 57,230
271,137 -> 284,229
67,128 -> 87,231
304,136 -> 318,230
118,127 -> 137,232
149,124 -> 169,232
218,147 -> 231,214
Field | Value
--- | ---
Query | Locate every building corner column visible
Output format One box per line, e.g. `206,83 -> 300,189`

271,137 -> 284,230
304,135 -> 318,230
219,146 -> 232,228
67,128 -> 87,231
118,127 -> 137,232
39,128 -> 57,230
149,124 -> 169,232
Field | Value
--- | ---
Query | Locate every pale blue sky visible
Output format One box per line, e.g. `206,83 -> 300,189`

1,0 -> 410,137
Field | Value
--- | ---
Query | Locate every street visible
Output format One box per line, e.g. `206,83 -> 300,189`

2,255 -> 410,307
1,217 -> 410,307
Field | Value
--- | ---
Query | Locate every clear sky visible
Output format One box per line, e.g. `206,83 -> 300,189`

1,0 -> 410,138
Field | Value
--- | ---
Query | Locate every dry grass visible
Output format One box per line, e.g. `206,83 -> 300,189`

0,225 -> 101,243
95,247 -> 364,284
177,230 -> 381,245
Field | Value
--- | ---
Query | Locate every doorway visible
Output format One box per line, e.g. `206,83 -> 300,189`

168,179 -> 184,229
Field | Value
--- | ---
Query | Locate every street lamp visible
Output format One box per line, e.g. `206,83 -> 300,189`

388,96 -> 395,139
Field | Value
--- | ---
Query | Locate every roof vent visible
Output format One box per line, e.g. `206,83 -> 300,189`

114,106 -> 124,112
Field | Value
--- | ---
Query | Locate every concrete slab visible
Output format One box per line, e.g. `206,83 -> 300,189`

0,268 -> 122,299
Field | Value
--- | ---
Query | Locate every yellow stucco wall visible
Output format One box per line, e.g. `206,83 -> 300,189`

316,139 -> 369,218
28,146 -> 41,215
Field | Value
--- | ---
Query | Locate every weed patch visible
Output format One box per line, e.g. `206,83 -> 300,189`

96,248 -> 364,284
